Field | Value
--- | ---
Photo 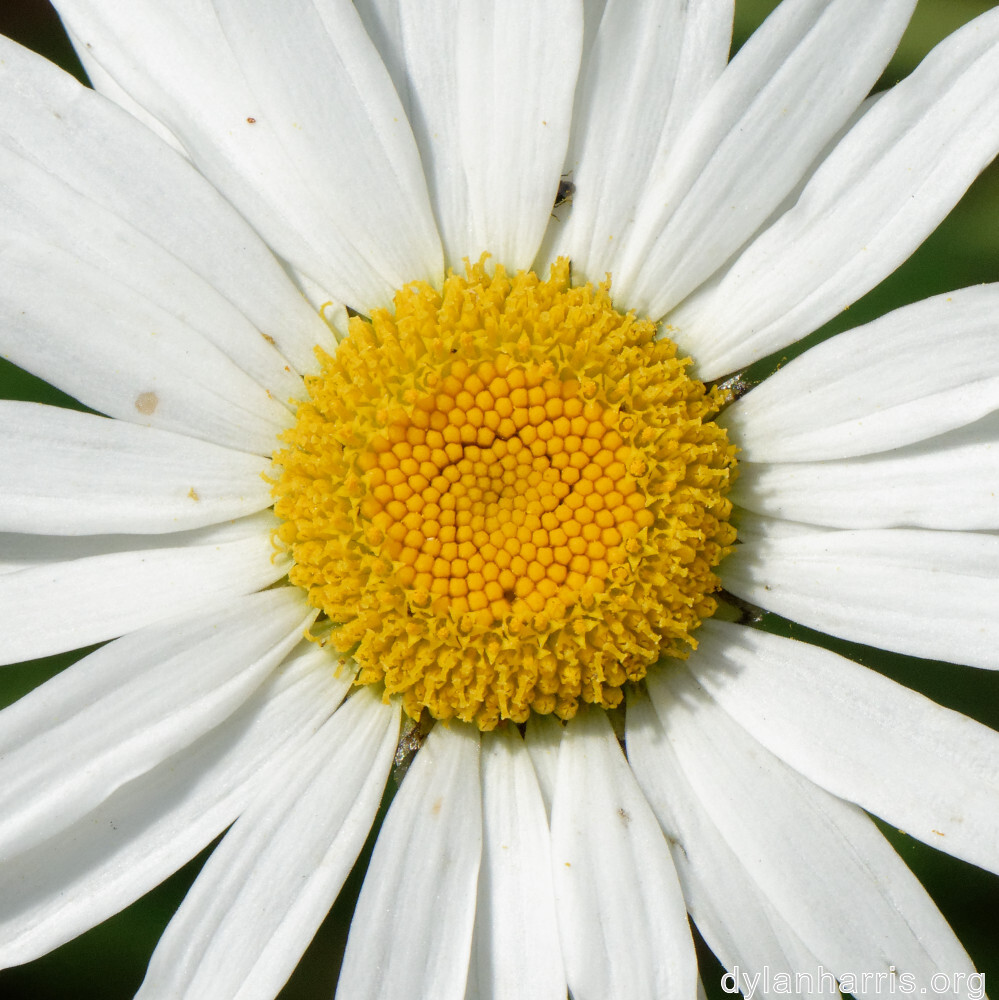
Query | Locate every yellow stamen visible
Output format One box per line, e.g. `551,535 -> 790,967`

272,257 -> 736,730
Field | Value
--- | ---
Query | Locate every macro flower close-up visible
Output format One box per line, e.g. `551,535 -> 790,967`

1,0 -> 999,998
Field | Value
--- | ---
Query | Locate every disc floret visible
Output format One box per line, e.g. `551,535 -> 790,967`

272,258 -> 736,729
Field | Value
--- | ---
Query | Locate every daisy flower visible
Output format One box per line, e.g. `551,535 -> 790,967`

1,1 -> 999,998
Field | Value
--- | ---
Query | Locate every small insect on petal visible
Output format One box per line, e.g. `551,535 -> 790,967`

552,176 -> 575,219
555,178 -> 575,208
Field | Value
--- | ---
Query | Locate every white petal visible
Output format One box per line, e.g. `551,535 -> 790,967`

615,0 -> 916,320
395,0 -> 581,271
0,523 -> 277,574
138,688 -> 399,1000
731,410 -> 999,530
551,0 -> 733,283
0,588 -> 313,859
741,91 -> 886,254
689,621 -> 999,874
670,8 -> 999,377
0,640 -> 343,967
0,36 -> 332,394
353,0 -> 410,115
0,511 -> 287,665
626,687 -> 834,1000
58,0 -> 443,309
1,236 -> 292,456
336,722 -> 482,1000
65,25 -> 188,154
550,709 -> 696,1000
649,667 -> 978,997
0,402 -> 271,535
732,510 -> 834,544
723,514 -> 999,669
581,0 -> 609,48
285,267 -> 350,340
721,285 -> 999,462
466,725 -> 565,1000
524,712 -> 562,819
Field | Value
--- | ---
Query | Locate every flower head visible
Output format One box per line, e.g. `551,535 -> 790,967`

1,2 -> 999,999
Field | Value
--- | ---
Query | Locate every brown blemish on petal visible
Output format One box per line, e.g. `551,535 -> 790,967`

188,487 -> 200,501
261,333 -> 275,345
135,391 -> 158,415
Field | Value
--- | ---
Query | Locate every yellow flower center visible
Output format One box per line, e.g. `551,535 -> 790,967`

272,258 -> 736,730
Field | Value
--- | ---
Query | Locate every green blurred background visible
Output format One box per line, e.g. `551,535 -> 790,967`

0,1 -> 996,998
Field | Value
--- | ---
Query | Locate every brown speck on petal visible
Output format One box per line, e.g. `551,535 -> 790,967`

188,487 -> 200,501
135,391 -> 158,415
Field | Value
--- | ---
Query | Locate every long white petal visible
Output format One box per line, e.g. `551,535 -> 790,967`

65,24 -> 188,153
57,0 -> 443,310
721,285 -> 999,462
0,640 -> 344,967
0,38 -> 333,431
1,235 -> 293,456
467,725 -> 565,1000
550,708 -> 696,1000
0,588 -> 313,859
732,510 -> 834,545
687,621 -> 999,875
0,519 -> 278,574
335,722 -> 482,1000
627,687 -> 834,1000
550,0 -> 732,284
0,511 -> 287,665
138,688 -> 399,1000
650,667 -> 978,998
731,410 -> 999,530
0,402 -> 271,535
524,712 -> 562,819
397,0 -> 581,270
723,514 -> 999,669
615,0 -> 916,320
670,8 -> 999,377
353,0 -> 410,116
0,35 -> 332,376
